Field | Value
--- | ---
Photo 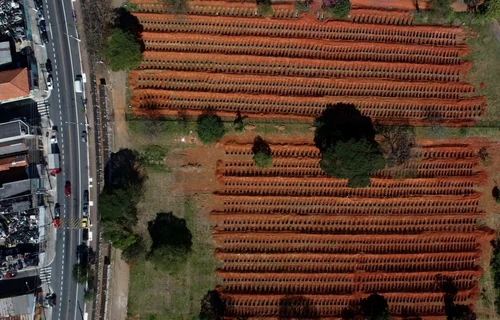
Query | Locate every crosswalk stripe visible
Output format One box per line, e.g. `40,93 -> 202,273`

38,266 -> 51,283
37,100 -> 49,117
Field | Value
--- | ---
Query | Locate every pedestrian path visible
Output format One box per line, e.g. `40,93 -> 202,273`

37,99 -> 50,117
39,265 -> 51,283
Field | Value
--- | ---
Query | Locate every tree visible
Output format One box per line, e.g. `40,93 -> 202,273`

324,0 -> 351,19
320,138 -> 385,188
360,293 -> 391,320
104,28 -> 142,71
72,263 -> 89,285
196,114 -> 225,144
315,104 -> 385,187
199,289 -> 226,320
161,0 -> 188,13
252,136 -> 272,169
99,149 -> 145,250
147,212 -> 193,272
375,125 -> 415,167
122,235 -> 148,264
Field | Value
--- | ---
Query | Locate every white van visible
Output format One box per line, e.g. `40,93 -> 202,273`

74,76 -> 83,93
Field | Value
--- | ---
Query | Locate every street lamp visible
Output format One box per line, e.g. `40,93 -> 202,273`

68,300 -> 84,320
64,33 -> 81,42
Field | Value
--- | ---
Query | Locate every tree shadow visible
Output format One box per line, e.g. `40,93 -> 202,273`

199,288 -> 226,320
148,212 -> 192,251
435,275 -> 476,320
104,149 -> 145,190
113,7 -> 145,52
492,186 -> 500,200
341,293 -> 390,320
278,295 -> 319,320
252,136 -> 271,156
314,103 -> 376,152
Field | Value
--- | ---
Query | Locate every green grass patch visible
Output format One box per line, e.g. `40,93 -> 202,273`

128,197 -> 221,319
414,126 -> 500,139
138,145 -> 170,172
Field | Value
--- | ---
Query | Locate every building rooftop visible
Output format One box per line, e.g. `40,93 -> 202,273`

0,121 -> 29,142
0,179 -> 31,199
0,143 -> 28,158
0,42 -> 12,67
0,294 -> 34,319
0,68 -> 30,102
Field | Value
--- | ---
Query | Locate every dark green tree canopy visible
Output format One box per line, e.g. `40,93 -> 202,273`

320,138 -> 385,188
148,212 -> 192,251
104,28 -> 142,71
315,104 -> 385,187
252,136 -> 272,169
196,114 -> 226,144
146,212 -> 193,273
99,149 -> 145,250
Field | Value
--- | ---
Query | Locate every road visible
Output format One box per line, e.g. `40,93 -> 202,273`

41,0 -> 89,318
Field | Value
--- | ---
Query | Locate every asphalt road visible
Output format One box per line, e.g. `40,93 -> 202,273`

42,0 -> 89,318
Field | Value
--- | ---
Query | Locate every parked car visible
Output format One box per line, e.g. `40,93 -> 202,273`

39,19 -> 46,33
40,32 -> 49,43
83,190 -> 89,203
45,59 -> 52,73
82,203 -> 89,217
5,271 -> 18,279
81,217 -> 88,229
47,74 -> 53,91
64,181 -> 71,197
81,130 -> 87,143
53,203 -> 60,229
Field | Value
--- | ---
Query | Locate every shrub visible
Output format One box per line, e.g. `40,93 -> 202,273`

196,114 -> 225,144
325,0 -> 351,19
253,151 -> 273,169
104,28 -> 142,71
320,138 -> 385,188
147,212 -> 193,273
252,136 -> 272,169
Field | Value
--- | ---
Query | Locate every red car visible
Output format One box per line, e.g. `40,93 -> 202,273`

64,181 -> 71,197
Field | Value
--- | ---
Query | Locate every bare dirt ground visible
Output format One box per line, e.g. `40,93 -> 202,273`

109,70 -> 131,151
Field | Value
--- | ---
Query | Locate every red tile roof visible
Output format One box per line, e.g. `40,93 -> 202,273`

0,68 -> 30,102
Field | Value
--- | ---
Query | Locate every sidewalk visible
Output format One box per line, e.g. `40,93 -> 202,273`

23,0 -> 57,268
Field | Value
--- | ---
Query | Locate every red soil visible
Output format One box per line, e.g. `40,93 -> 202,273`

210,139 -> 495,318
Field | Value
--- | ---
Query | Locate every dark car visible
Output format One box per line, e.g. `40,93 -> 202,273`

39,19 -> 46,33
64,181 -> 71,197
83,203 -> 89,217
81,130 -> 87,143
41,31 -> 49,44
83,190 -> 89,203
45,59 -> 52,73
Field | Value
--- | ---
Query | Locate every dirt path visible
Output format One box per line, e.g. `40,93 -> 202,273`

491,19 -> 500,43
106,1 -> 131,320
109,70 -> 131,151
107,249 -> 130,320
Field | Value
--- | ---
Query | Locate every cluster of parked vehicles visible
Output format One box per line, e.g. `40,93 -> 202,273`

53,185 -> 90,230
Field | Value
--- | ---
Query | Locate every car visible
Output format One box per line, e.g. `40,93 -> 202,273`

64,181 -> 71,197
53,203 -> 61,228
45,59 -> 52,73
83,190 -> 89,203
81,130 -> 87,143
81,217 -> 88,229
41,31 -> 49,44
47,74 -> 53,91
54,203 -> 60,217
39,19 -> 46,33
82,203 -> 89,217
5,271 -> 17,279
